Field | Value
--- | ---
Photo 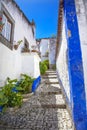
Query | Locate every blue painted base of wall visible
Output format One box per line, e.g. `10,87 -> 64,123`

12,76 -> 41,93
32,76 -> 41,92
0,106 -> 3,112
76,120 -> 87,130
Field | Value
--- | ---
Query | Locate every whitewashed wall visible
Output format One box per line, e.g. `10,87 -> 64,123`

75,0 -> 87,107
0,42 -> 40,86
0,0 -> 40,86
0,43 -> 22,86
34,53 -> 41,78
21,53 -> 40,78
40,39 -> 49,61
56,19 -> 70,103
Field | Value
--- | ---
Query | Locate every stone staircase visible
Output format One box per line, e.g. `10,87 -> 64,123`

0,70 -> 73,130
32,70 -> 73,129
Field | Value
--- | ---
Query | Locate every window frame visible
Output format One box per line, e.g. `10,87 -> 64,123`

0,4 -> 15,50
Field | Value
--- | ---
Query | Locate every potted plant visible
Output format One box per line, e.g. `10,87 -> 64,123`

14,40 -> 23,50
0,22 -> 4,33
31,49 -> 37,52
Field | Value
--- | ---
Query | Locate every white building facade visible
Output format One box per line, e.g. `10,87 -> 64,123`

37,37 -> 56,68
0,0 -> 40,86
39,38 -> 50,61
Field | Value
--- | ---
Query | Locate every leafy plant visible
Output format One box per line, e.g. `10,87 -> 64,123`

40,62 -> 48,75
18,74 -> 35,94
2,78 -> 23,107
7,92 -> 22,107
17,40 -> 23,45
6,77 -> 17,84
14,40 -> 23,50
43,60 -> 49,69
0,91 -> 8,106
0,22 -> 4,33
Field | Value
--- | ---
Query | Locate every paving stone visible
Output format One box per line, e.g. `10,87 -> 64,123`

0,71 -> 73,130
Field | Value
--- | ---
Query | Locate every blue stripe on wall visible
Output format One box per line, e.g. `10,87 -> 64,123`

63,0 -> 87,129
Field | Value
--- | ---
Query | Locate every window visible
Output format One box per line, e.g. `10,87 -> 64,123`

0,4 -> 15,50
2,13 -> 12,41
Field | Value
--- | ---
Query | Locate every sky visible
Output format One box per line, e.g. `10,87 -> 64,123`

15,0 -> 59,39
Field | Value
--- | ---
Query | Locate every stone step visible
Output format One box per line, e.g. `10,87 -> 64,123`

36,83 -> 61,94
25,94 -> 65,107
46,78 -> 58,82
42,76 -> 57,79
46,70 -> 56,73
45,73 -> 57,75
49,84 -> 61,89
45,74 -> 57,77
27,104 -> 66,109
40,90 -> 62,95
46,72 -> 57,74
45,81 -> 59,84
41,104 -> 66,109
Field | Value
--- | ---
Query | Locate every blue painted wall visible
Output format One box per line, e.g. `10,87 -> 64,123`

63,0 -> 87,129
32,76 -> 41,92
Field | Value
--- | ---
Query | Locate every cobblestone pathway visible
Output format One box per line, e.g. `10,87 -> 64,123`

0,70 -> 73,130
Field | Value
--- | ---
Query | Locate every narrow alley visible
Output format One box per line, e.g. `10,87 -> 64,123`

0,70 -> 73,130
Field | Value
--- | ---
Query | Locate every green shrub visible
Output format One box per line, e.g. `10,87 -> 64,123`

7,92 -> 22,107
43,60 -> 49,69
0,91 -> 8,106
0,74 -> 34,109
19,74 -> 35,94
40,62 -> 48,75
2,78 -> 23,107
